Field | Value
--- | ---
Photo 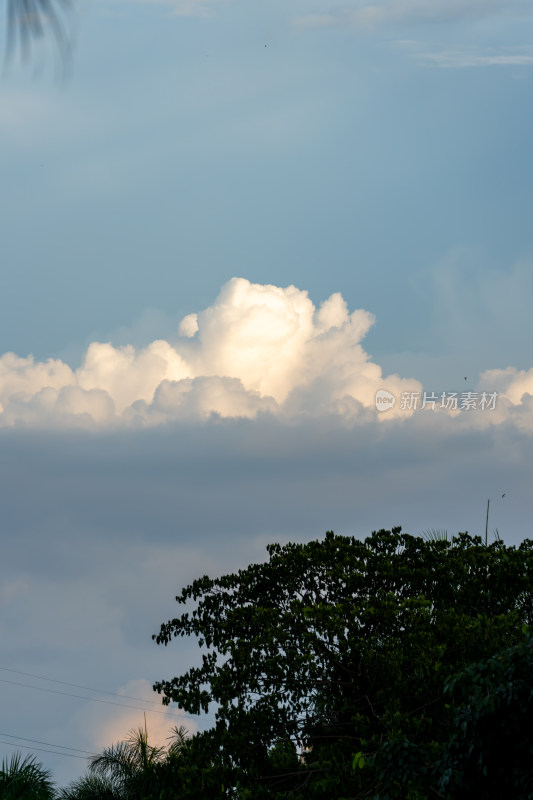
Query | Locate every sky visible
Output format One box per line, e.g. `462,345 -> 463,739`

1,0 -> 533,788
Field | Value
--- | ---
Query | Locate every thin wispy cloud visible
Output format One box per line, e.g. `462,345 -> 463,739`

292,1 -> 533,73
399,42 -> 533,68
131,0 -> 231,18
294,0 -> 532,31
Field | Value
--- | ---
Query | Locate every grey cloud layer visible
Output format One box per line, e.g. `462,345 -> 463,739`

2,392 -> 532,787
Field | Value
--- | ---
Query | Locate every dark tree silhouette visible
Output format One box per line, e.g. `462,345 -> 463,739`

153,529 -> 533,799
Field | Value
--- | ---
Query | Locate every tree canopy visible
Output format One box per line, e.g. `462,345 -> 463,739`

153,528 -> 533,799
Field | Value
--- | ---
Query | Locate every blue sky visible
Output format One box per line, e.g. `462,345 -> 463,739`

2,0 -> 533,378
1,0 -> 533,788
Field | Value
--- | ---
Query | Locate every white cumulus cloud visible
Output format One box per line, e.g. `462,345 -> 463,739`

480,366 -> 533,405
82,679 -> 197,755
0,278 -> 424,427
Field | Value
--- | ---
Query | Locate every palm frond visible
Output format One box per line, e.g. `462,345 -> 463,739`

421,528 -> 449,543
167,724 -> 189,757
56,774 -> 122,800
80,721 -> 189,800
89,724 -> 166,783
0,751 -> 54,799
5,0 -> 72,66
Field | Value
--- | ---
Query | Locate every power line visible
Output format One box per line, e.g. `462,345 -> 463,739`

0,739 -> 89,760
0,676 -> 213,724
0,731 -> 95,756
0,677 -> 196,719
0,666 -> 170,709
